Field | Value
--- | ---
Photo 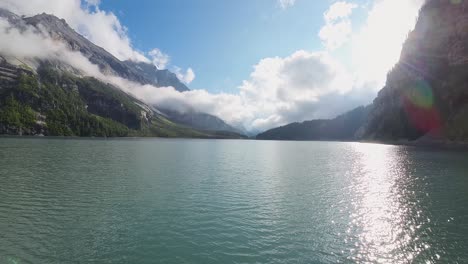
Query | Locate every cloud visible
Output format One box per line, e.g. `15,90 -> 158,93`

173,67 -> 196,84
84,0 -> 100,7
319,20 -> 353,50
278,0 -> 296,9
324,1 -> 357,22
148,48 -> 170,69
148,48 -> 195,83
130,50 -> 365,133
319,1 -> 357,50
236,51 -> 359,131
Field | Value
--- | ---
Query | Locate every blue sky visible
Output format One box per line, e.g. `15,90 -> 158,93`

99,0 -> 366,93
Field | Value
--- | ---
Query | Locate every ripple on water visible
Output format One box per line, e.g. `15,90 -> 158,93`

1,139 -> 468,263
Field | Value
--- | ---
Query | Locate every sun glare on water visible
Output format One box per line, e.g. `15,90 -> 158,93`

345,143 -> 439,263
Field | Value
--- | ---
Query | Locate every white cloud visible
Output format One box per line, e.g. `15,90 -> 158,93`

324,1 -> 357,22
236,50 -> 359,131
319,1 -> 357,50
148,48 -> 170,69
278,0 -> 296,9
319,20 -> 353,50
173,67 -> 196,84
148,48 -> 195,83
135,51 -> 364,133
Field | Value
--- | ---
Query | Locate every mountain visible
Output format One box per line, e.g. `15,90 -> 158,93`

21,11 -> 189,92
256,106 -> 370,140
161,108 -> 242,133
359,0 -> 468,142
0,9 -> 242,138
0,56 -> 241,138
123,61 -> 189,92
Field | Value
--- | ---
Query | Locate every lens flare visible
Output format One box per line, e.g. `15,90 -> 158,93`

402,80 -> 441,134
404,80 -> 434,109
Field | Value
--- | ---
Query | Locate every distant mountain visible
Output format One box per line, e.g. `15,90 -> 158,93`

161,108 -> 242,134
257,106 -> 370,141
0,9 -> 242,138
358,0 -> 468,142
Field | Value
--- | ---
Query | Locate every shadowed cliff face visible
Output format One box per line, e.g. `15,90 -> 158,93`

360,0 -> 468,141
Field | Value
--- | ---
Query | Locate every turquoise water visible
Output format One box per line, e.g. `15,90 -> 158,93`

1,138 -> 468,263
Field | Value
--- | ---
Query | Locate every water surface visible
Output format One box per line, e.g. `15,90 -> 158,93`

1,138 -> 468,263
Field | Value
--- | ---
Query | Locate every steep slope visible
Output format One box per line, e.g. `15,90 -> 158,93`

257,106 -> 370,140
359,0 -> 468,141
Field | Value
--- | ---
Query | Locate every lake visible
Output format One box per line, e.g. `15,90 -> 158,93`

1,138 -> 468,263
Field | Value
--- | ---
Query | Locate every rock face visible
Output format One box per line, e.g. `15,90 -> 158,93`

360,0 -> 468,141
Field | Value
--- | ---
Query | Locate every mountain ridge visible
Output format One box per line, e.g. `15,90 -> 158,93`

256,106 -> 370,141
21,10 -> 190,92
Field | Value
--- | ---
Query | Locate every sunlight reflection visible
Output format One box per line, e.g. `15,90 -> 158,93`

347,143 -> 433,263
